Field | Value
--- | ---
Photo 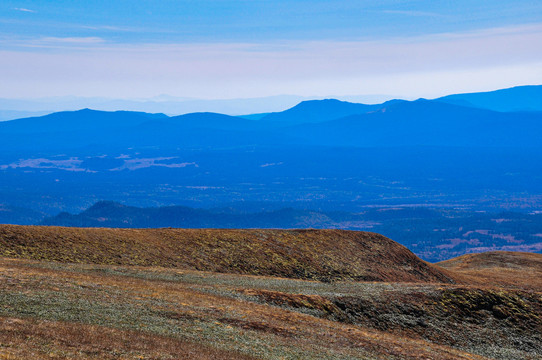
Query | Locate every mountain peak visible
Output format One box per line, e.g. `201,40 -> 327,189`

261,98 -> 382,124
296,98 -> 350,106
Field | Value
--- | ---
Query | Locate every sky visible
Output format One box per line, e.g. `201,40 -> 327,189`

1,0 -> 542,101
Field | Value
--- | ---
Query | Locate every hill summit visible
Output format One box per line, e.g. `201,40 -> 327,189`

0,225 -> 455,283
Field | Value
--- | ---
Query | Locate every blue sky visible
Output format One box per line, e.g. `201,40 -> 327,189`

1,1 -> 542,100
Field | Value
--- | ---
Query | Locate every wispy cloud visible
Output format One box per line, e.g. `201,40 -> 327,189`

13,7 -> 36,13
81,25 -> 143,32
40,37 -> 105,44
0,36 -> 107,49
0,23 -> 541,99
382,10 -> 444,18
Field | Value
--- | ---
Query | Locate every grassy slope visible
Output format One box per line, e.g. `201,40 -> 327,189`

0,225 -> 456,283
0,316 -> 256,360
0,258 -> 489,360
438,251 -> 542,291
1,226 -> 541,359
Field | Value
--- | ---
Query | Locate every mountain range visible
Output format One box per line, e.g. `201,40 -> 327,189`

1,85 -> 540,121
1,85 -> 542,241
3,85 -> 542,153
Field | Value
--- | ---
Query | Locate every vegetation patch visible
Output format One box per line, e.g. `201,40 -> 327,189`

239,284 -> 542,360
219,317 -> 296,337
242,289 -> 343,318
330,287 -> 542,360
435,288 -> 542,328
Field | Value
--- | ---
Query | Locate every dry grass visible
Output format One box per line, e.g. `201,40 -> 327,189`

0,225 -> 456,283
0,226 -> 540,359
0,317 -> 255,360
0,258 -> 487,360
438,251 -> 542,291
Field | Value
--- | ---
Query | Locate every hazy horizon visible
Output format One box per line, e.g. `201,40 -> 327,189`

2,1 -> 542,100
1,84 -> 540,121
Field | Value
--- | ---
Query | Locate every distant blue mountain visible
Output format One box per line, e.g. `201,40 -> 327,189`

2,90 -> 542,218
0,109 -> 272,152
281,99 -> 542,147
260,98 -> 395,124
2,97 -> 542,153
166,112 -> 260,131
0,108 -> 168,134
238,113 -> 271,120
41,201 -> 335,229
436,85 -> 542,112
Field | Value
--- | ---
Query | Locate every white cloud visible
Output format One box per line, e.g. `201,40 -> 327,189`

0,23 -> 541,99
13,8 -> 36,13
79,24 -> 173,34
381,10 -> 444,18
40,37 -> 106,44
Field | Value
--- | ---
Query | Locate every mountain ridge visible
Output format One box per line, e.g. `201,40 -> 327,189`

3,96 -> 542,151
279,99 -> 542,147
436,84 -> 542,112
0,108 -> 169,134
260,98 -> 388,125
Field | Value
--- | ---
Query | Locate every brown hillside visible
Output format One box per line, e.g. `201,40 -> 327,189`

0,258 -> 488,360
438,251 -> 542,291
0,225 -> 455,283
